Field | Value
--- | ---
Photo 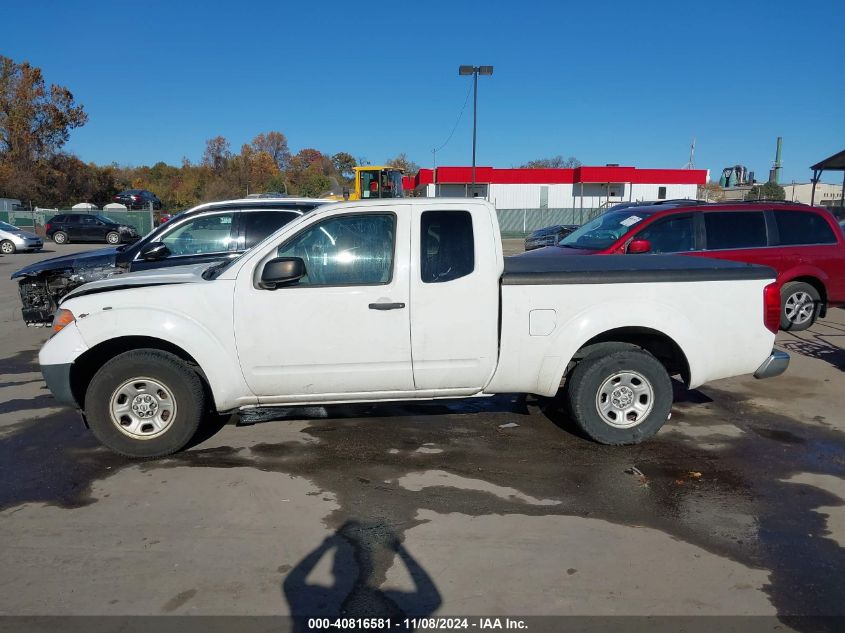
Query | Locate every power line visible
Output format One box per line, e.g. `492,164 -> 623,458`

432,81 -> 474,156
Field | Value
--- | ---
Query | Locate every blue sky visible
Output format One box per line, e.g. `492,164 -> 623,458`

5,0 -> 844,183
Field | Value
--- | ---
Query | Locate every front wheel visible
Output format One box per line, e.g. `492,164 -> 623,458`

780,281 -> 820,331
85,349 -> 206,458
106,231 -> 120,244
564,344 -> 673,445
0,240 -> 15,254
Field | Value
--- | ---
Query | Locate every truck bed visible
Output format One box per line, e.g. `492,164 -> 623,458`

502,254 -> 776,285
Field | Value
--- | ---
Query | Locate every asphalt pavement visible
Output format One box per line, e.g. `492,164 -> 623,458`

0,243 -> 843,631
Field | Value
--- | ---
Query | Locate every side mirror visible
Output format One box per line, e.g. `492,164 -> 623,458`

628,239 -> 652,254
260,257 -> 305,289
139,241 -> 171,261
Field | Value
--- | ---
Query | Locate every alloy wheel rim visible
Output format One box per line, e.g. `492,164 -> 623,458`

785,291 -> 814,325
595,370 -> 655,429
1,242 -> 12,253
109,377 -> 177,440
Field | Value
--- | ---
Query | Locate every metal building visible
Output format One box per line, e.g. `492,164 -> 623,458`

407,165 -> 709,235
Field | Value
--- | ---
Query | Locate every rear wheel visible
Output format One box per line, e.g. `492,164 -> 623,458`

106,231 -> 120,244
564,344 -> 673,445
85,349 -> 206,458
780,281 -> 820,331
52,231 -> 68,244
0,240 -> 15,254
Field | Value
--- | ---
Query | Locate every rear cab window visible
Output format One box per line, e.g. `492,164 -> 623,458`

774,210 -> 838,245
420,211 -> 474,283
704,211 -> 768,250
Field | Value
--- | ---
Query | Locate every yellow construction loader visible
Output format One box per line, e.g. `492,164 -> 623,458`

325,166 -> 405,201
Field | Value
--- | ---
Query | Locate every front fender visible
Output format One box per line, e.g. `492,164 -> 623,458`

66,293 -> 252,411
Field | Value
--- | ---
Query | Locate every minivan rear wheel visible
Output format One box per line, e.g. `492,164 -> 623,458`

52,231 -> 68,244
781,281 -> 820,331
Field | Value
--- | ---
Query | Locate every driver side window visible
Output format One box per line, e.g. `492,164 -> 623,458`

276,214 -> 395,286
161,213 -> 235,256
634,215 -> 695,254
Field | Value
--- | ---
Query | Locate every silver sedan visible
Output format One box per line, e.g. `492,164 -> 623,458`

0,221 -> 44,254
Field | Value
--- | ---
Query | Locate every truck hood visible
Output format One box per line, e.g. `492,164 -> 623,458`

11,246 -> 120,279
61,263 -> 211,302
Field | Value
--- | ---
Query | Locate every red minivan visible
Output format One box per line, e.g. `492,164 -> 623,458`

521,201 -> 845,331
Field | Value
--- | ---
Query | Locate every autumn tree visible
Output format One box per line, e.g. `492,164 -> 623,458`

698,181 -> 724,202
385,152 -> 419,174
251,131 -> 290,170
520,156 -> 581,168
0,55 -> 88,164
292,148 -> 325,171
201,136 -> 231,172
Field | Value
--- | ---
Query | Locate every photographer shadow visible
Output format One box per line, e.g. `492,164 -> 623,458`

283,520 -> 441,631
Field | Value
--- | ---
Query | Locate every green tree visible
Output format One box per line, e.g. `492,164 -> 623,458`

293,167 -> 332,197
520,155 -> 581,168
331,152 -> 357,179
745,181 -> 786,201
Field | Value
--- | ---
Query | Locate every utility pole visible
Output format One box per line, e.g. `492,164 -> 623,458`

459,65 -> 493,196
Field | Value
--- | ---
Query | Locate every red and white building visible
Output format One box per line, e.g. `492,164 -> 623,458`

401,164 -> 709,235
406,165 -> 709,210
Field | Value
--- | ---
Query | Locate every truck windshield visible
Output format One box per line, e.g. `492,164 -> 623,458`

559,209 -> 657,250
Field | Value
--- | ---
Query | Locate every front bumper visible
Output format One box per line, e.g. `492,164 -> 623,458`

11,236 -> 43,250
41,363 -> 78,407
754,349 -> 789,379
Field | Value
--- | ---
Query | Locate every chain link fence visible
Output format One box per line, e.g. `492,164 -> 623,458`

495,208 -> 601,238
0,207 -> 154,236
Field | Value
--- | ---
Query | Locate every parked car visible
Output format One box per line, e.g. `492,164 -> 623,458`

38,198 -> 785,457
0,221 -> 43,254
113,189 -> 163,210
524,224 -> 578,251
523,201 -> 845,331
45,213 -> 140,245
13,198 -> 325,325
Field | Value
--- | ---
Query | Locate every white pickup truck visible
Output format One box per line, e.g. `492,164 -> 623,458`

39,199 -> 788,457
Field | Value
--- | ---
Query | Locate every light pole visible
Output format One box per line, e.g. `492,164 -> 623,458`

459,65 -> 493,196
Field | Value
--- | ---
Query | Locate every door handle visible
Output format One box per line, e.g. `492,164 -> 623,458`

368,302 -> 406,310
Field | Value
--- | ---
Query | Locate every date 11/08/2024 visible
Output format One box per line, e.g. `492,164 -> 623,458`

306,617 -> 528,630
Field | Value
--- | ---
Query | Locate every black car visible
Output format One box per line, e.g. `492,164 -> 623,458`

114,189 -> 163,210
45,213 -> 141,245
524,224 -> 579,251
14,198 -> 324,324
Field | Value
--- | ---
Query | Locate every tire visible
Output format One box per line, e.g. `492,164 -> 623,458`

52,231 -> 68,244
0,240 -> 15,255
106,231 -> 120,245
84,349 -> 206,458
564,344 -> 673,445
780,281 -> 820,332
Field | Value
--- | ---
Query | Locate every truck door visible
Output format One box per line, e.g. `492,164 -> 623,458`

410,204 -> 500,392
233,208 -> 415,400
